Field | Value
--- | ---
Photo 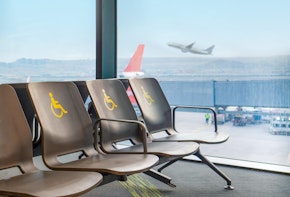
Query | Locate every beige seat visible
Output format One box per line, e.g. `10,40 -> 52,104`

128,77 -> 233,189
86,79 -> 199,187
27,81 -> 159,185
0,84 -> 102,197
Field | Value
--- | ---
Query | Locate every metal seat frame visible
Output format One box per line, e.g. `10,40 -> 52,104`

128,77 -> 234,189
27,81 -> 159,185
86,79 -> 199,187
0,84 -> 103,197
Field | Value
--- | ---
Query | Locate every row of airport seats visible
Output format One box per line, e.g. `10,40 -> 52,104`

87,78 -> 232,189
0,77 -> 233,196
0,84 -> 103,196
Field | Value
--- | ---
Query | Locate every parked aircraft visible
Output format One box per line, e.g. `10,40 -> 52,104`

167,42 -> 215,55
119,44 -> 145,104
119,44 -> 145,78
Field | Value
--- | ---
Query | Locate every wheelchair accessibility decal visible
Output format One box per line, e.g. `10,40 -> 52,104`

141,86 -> 154,105
49,92 -> 68,118
102,89 -> 117,111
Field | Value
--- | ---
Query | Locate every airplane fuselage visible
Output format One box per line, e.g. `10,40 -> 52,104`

120,71 -> 144,78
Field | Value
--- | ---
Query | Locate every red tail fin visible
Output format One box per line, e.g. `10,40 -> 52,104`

126,86 -> 136,104
123,44 -> 144,105
124,44 -> 144,72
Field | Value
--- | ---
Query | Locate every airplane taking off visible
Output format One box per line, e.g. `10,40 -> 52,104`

167,42 -> 215,55
120,44 -> 145,78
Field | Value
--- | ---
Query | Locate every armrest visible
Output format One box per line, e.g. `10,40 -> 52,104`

172,105 -> 218,133
93,118 -> 148,153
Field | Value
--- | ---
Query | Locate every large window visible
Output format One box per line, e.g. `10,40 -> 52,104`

0,0 -> 96,83
118,0 -> 290,169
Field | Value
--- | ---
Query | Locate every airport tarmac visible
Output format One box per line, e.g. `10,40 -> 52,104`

173,111 -> 290,167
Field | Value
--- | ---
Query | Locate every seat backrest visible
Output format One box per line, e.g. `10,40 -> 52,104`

27,82 -> 96,165
74,81 -> 90,102
129,78 -> 172,133
86,79 -> 143,151
9,83 -> 42,153
0,84 -> 37,173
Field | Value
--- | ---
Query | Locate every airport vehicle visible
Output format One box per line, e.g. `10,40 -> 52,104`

167,42 -> 215,55
232,115 -> 247,126
216,114 -> 225,124
269,116 -> 290,136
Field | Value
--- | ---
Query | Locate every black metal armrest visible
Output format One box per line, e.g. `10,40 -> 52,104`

94,118 -> 148,153
172,105 -> 218,133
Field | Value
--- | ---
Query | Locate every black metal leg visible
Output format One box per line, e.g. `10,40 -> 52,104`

144,169 -> 176,187
157,159 -> 179,172
195,149 -> 234,190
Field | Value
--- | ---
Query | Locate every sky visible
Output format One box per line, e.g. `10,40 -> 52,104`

118,0 -> 290,58
0,0 -> 96,62
0,0 -> 290,62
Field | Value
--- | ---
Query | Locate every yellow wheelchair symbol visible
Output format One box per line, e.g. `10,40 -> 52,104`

102,89 -> 117,111
141,86 -> 154,104
49,92 -> 68,118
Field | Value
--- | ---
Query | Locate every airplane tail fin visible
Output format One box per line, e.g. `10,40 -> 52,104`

205,45 -> 215,55
123,44 -> 144,105
126,86 -> 137,104
124,44 -> 144,72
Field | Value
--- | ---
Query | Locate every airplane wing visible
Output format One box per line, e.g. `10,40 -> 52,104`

185,42 -> 195,49
204,45 -> 215,55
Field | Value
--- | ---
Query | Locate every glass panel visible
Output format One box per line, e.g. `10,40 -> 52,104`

0,0 -> 96,83
118,0 -> 290,167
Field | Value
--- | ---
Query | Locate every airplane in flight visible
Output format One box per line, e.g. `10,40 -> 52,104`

167,42 -> 215,55
119,44 -> 145,78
